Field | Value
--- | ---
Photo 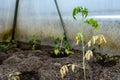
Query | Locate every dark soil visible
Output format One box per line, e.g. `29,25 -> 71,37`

0,42 -> 120,80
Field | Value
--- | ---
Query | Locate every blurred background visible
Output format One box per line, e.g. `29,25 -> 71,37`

0,0 -> 120,54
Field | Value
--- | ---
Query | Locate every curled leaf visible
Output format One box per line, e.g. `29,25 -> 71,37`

72,6 -> 88,20
85,18 -> 99,30
73,6 -> 83,20
87,35 -> 98,47
60,68 -> 65,78
85,50 -> 93,60
87,34 -> 107,47
87,40 -> 92,47
92,35 -> 99,45
98,35 -> 107,45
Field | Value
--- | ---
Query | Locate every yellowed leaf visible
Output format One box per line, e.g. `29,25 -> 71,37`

87,40 -> 92,47
15,72 -> 22,75
98,35 -> 107,45
60,65 -> 69,78
85,50 -> 93,60
92,35 -> 99,45
71,64 -> 75,72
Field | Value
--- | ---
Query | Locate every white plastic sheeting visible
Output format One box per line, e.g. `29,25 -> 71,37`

0,0 -> 120,54
57,0 -> 120,14
16,0 -> 64,44
0,0 -> 16,40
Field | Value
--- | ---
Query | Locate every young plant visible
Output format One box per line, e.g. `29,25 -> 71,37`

73,6 -> 106,80
95,53 -> 118,67
54,37 -> 72,56
63,35 -> 72,55
28,37 -> 41,51
3,37 -> 18,47
0,45 -> 9,52
0,38 -> 18,53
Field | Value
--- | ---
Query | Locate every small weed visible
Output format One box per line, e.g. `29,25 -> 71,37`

53,37 -> 72,57
0,38 -> 18,53
0,45 -> 9,52
28,37 -> 41,51
95,53 -> 118,67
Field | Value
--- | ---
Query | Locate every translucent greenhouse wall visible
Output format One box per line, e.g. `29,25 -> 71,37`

16,0 -> 64,45
0,0 -> 120,54
0,0 -> 16,40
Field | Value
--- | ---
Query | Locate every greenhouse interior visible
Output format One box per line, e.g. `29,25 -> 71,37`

0,0 -> 120,80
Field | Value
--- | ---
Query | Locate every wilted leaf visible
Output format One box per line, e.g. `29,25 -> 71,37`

15,76 -> 20,80
87,34 -> 106,47
15,72 -> 21,75
85,50 -> 93,60
9,72 -> 21,80
98,35 -> 107,45
87,35 -> 98,47
92,35 -> 99,45
87,40 -> 92,47
71,64 -> 75,72
60,65 -> 69,78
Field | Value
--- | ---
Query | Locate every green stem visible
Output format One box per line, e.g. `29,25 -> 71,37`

82,37 -> 86,80
81,17 -> 87,80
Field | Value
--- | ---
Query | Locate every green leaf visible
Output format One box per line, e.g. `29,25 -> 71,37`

54,48 -> 59,55
65,49 -> 72,55
72,6 -> 88,20
64,40 -> 70,49
82,8 -> 88,18
32,45 -> 36,51
85,18 -> 99,30
28,38 -> 34,45
76,33 -> 83,41
2,37 -> 11,43
72,6 -> 83,20
0,45 -> 9,52
35,39 -> 41,44
54,38 -> 60,45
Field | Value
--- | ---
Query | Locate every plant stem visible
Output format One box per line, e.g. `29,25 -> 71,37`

81,37 -> 86,80
81,17 -> 86,80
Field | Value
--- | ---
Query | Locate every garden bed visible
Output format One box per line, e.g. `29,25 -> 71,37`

0,42 -> 120,80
